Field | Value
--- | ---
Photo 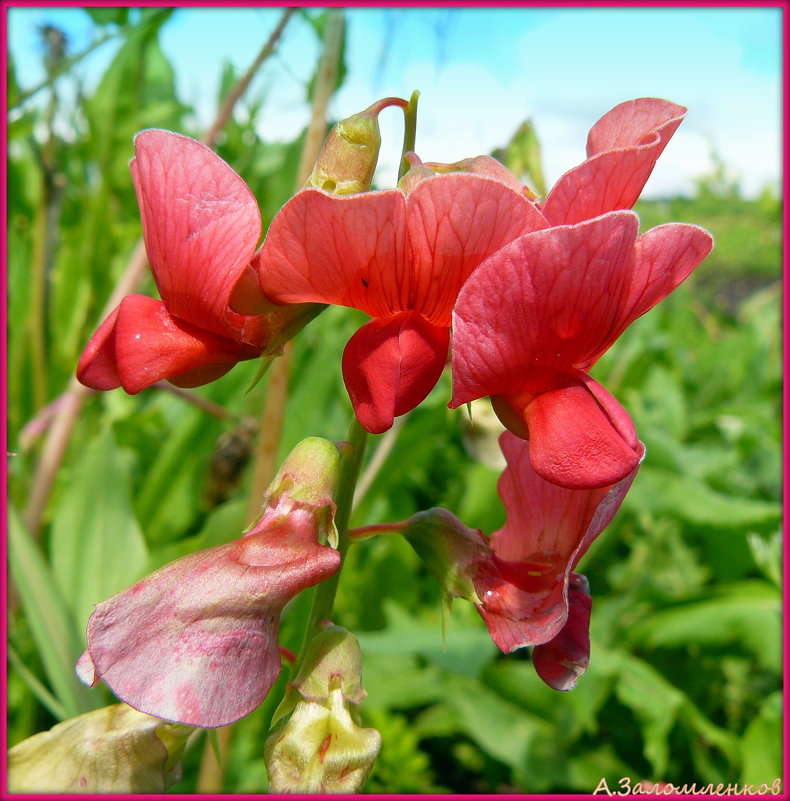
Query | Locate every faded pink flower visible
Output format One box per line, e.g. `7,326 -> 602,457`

76,438 -> 341,728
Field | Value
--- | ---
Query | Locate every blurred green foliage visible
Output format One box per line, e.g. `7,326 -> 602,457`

6,8 -> 782,794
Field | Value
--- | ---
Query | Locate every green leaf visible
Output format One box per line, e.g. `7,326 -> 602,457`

625,581 -> 781,671
627,467 -> 781,529
8,505 -> 99,718
612,651 -> 683,775
739,692 -> 782,785
605,649 -> 740,776
50,427 -> 148,625
84,7 -> 129,26
356,602 -> 497,678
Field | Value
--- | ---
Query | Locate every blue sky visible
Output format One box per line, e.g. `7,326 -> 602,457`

8,5 -> 784,197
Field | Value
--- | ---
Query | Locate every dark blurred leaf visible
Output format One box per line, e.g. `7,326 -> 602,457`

625,581 -> 781,671
627,468 -> 781,530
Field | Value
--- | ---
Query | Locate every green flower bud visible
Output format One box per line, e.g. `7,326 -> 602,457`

308,97 -> 408,195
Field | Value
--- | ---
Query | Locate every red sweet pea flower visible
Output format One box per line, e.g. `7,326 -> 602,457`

255,156 -> 549,433
77,130 -> 314,394
381,432 -> 642,690
451,211 -> 713,489
540,97 -> 688,225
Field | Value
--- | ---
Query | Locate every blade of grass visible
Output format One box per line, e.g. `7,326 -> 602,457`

8,505 -> 100,719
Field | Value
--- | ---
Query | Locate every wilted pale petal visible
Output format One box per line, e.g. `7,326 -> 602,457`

79,438 -> 344,728
7,703 -> 194,794
265,625 -> 380,794
265,687 -> 381,794
79,522 -> 340,728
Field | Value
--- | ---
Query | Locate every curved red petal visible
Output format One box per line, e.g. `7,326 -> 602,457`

625,222 -> 714,324
586,97 -> 687,156
78,295 -> 256,394
542,98 -> 687,225
82,524 -> 340,728
131,129 -> 262,338
523,374 -> 641,489
450,212 -> 638,407
532,574 -> 592,691
256,187 -> 408,319
77,305 -> 123,391
341,312 -> 449,434
407,173 -> 548,326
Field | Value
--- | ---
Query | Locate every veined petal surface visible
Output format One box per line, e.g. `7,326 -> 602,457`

406,173 -> 548,326
76,295 -> 256,394
131,129 -> 263,338
542,98 -> 687,225
257,188 -> 408,319
451,212 -> 639,406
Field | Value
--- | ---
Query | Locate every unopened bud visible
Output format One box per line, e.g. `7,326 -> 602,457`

265,625 -> 380,794
308,97 -> 408,195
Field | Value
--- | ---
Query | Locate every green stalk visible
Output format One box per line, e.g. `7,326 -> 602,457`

398,90 -> 420,181
292,417 -> 368,676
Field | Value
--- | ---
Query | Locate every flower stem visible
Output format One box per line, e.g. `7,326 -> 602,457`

398,90 -> 420,181
293,417 -> 368,675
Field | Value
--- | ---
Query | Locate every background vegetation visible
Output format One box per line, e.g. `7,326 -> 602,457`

7,8 -> 782,794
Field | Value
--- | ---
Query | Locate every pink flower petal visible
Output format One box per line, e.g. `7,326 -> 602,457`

256,188 -> 408,319
406,173 -> 548,326
624,222 -> 714,325
82,519 -> 340,728
450,212 -> 638,406
531,573 -> 592,691
131,129 -> 263,339
521,374 -> 641,489
542,98 -> 687,225
77,295 -> 257,394
579,223 -> 714,369
341,312 -> 449,434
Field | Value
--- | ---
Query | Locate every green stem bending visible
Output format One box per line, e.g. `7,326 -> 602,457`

293,417 -> 369,674
398,89 -> 420,181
